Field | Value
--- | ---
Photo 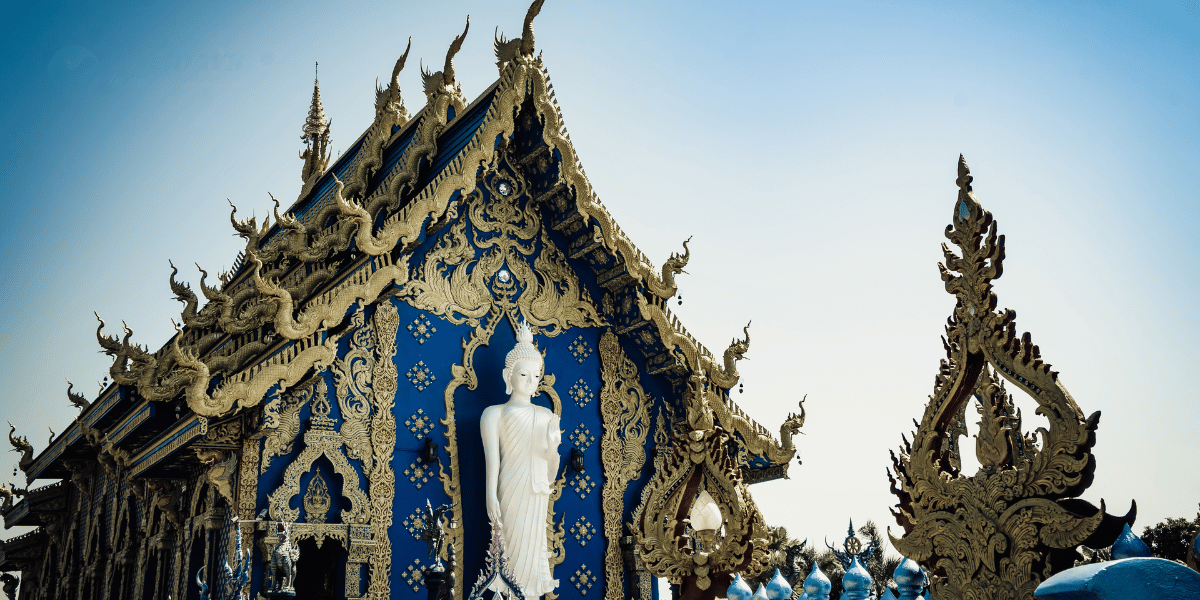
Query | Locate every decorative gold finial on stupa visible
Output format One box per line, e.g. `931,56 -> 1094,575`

300,61 -> 331,183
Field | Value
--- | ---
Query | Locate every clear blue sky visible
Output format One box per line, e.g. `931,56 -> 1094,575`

1,0 -> 1197,557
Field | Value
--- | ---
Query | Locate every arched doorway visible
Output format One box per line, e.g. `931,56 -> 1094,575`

292,538 -> 345,600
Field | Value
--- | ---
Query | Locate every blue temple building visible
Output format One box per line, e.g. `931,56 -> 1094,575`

0,4 -> 804,600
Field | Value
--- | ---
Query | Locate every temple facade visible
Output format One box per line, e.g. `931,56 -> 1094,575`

0,4 -> 803,600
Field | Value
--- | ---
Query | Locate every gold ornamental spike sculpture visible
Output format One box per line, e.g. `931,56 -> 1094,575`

888,156 -> 1133,599
300,62 -> 332,185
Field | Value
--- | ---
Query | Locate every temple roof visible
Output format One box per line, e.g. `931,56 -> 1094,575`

14,2 -> 801,493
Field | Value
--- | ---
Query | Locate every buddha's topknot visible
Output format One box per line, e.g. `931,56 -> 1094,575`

505,321 -> 543,369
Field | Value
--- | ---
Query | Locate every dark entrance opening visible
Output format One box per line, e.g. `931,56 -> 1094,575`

293,538 -> 345,600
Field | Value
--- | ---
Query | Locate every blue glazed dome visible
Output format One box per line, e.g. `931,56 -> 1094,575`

842,557 -> 873,599
727,573 -> 754,600
753,583 -> 769,600
1111,523 -> 1151,559
893,557 -> 924,600
804,563 -> 833,599
893,557 -> 922,586
765,568 -> 793,600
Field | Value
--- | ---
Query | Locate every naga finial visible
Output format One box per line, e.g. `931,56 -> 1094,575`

66,379 -> 89,411
520,0 -> 545,56
708,321 -> 752,389
646,235 -> 692,300
444,15 -> 470,87
392,37 -> 412,94
736,321 -> 751,354
6,421 -> 32,470
495,0 -> 546,69
377,38 -> 413,119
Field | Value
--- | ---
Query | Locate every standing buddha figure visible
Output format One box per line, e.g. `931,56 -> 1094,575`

480,322 -> 562,598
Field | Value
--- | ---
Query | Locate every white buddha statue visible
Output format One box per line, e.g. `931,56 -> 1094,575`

480,322 -> 562,598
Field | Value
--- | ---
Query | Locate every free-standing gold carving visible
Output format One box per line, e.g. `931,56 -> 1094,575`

597,331 -> 651,600
889,156 -> 1118,598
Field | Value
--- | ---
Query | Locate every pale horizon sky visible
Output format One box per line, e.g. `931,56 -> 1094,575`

1,0 -> 1197,565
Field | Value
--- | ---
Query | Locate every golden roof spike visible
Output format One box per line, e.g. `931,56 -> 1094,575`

520,0 -> 545,56
443,16 -> 470,86
300,62 -> 332,183
392,37 -> 412,94
956,153 -> 973,193
495,0 -> 544,70
303,61 -> 329,139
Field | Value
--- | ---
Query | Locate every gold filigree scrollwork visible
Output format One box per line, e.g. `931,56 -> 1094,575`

261,381 -> 314,473
597,331 -> 651,600
402,148 -> 603,336
267,417 -> 370,524
634,426 -> 769,591
437,305 -> 503,598
366,301 -> 399,600
889,156 -> 1125,598
332,306 -> 376,476
197,417 -> 243,447
289,522 -> 348,549
545,475 -> 567,600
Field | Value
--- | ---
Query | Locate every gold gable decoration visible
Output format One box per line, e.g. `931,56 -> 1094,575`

425,142 -> 603,598
888,156 -> 1124,599
401,144 -> 604,335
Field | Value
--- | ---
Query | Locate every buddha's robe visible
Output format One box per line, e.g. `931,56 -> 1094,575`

488,404 -> 561,598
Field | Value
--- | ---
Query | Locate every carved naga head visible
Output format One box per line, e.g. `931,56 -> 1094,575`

6,422 -> 31,453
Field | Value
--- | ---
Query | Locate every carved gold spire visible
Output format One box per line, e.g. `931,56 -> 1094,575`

300,62 -> 332,183
888,155 -> 1133,598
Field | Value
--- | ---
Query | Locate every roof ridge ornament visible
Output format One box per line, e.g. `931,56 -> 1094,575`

375,38 -> 412,122
645,236 -> 691,300
6,421 -> 32,474
423,16 -> 469,101
66,379 -> 89,411
708,322 -> 750,389
300,61 -> 332,184
495,0 -> 545,70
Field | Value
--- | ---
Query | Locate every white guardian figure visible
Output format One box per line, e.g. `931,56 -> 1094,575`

480,321 -> 562,598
